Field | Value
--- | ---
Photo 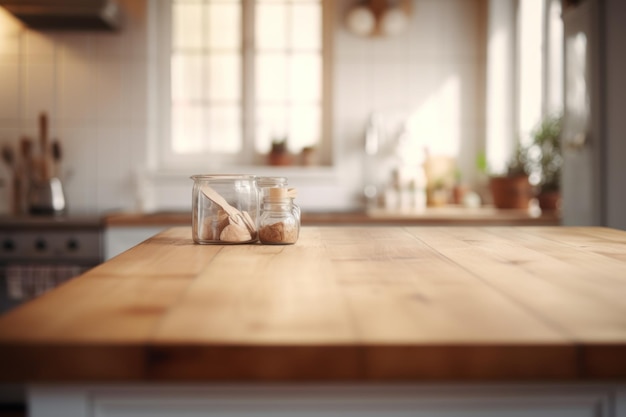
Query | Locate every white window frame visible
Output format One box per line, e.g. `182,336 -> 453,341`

149,0 -> 333,174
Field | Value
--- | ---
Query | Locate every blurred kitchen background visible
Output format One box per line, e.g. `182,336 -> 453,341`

0,0 -> 624,223
0,1 -> 625,410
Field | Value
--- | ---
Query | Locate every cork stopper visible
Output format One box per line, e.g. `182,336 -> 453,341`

268,187 -> 288,199
264,187 -> 297,204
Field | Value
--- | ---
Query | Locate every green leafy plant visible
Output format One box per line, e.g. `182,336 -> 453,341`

531,114 -> 563,192
270,137 -> 288,154
475,151 -> 488,175
505,142 -> 532,178
475,143 -> 532,178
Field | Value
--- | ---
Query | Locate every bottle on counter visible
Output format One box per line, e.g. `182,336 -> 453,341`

258,187 -> 300,245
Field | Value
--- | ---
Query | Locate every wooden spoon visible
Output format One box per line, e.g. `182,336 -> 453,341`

200,185 -> 257,237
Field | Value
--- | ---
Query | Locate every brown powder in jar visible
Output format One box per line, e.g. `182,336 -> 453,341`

259,221 -> 298,244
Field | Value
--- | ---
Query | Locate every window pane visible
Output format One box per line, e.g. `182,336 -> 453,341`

172,104 -> 204,153
208,2 -> 241,49
291,3 -> 320,50
289,104 -> 320,151
256,3 -> 287,50
255,104 -> 319,153
256,54 -> 288,102
173,2 -> 203,50
207,106 -> 242,153
256,105 -> 288,153
207,54 -> 241,101
290,53 -> 320,102
168,0 -> 324,164
518,0 -> 544,142
172,54 -> 204,102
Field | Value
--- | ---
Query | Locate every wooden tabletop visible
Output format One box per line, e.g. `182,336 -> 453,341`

0,226 -> 624,383
103,207 -> 561,227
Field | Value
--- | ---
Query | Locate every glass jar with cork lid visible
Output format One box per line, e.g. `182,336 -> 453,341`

257,176 -> 301,223
258,187 -> 300,245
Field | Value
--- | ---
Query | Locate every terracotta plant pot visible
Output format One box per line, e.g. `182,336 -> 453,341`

489,175 -> 534,209
537,190 -> 561,211
267,152 -> 293,166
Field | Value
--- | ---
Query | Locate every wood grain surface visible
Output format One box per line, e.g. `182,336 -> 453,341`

103,207 -> 561,227
0,226 -> 624,382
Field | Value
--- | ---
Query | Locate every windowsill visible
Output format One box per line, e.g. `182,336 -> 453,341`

147,165 -> 340,184
137,164 -> 354,213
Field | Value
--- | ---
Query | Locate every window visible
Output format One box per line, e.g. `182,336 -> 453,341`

517,0 -> 563,142
517,0 -> 545,145
486,0 -> 563,173
157,0 -> 329,170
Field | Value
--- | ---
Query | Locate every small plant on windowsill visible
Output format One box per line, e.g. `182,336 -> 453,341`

267,137 -> 293,166
530,113 -> 563,211
300,145 -> 318,166
489,143 -> 535,210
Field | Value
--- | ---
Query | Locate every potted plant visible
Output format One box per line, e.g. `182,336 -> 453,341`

267,137 -> 293,166
489,143 -> 534,209
531,114 -> 563,211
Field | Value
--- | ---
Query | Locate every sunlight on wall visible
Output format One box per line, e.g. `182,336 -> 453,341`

405,75 -> 461,158
0,7 -> 20,53
486,27 -> 513,174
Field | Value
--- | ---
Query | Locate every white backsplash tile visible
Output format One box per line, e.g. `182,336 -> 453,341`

94,60 -> 132,123
57,127 -> 99,212
55,33 -> 95,58
94,31 -> 131,59
127,62 -> 150,126
58,46 -> 98,126
0,57 -> 21,121
95,127 -> 135,211
23,31 -> 56,58
23,62 -> 57,125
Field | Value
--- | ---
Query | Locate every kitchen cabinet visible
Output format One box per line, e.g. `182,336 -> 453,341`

29,384 -> 622,417
104,226 -> 171,260
1,226 -> 625,416
103,212 -> 190,260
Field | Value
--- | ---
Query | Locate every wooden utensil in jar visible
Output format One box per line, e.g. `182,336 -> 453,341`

200,185 -> 257,242
38,112 -> 51,181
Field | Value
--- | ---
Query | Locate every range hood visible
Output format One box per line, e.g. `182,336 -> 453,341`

0,0 -> 122,31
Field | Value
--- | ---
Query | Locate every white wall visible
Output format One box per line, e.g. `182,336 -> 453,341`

0,0 -> 486,214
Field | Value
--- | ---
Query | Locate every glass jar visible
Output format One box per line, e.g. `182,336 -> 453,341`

191,174 -> 259,244
257,176 -> 301,223
258,187 -> 300,245
257,176 -> 288,199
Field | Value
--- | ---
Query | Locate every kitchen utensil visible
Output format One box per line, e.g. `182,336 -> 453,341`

28,177 -> 66,215
1,144 -> 14,172
2,144 -> 20,214
38,112 -> 51,181
200,185 -> 256,233
51,139 -> 62,178
20,137 -> 33,185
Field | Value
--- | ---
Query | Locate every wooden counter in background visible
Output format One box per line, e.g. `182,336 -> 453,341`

104,206 -> 561,227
